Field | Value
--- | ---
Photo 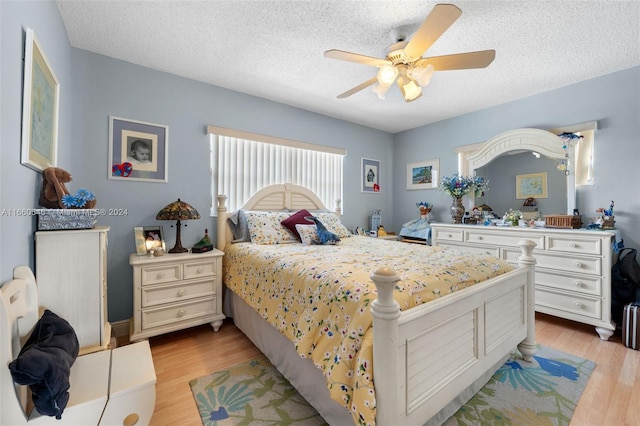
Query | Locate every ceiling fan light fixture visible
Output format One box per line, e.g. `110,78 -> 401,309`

410,63 -> 435,86
398,77 -> 422,102
377,65 -> 398,86
372,84 -> 391,100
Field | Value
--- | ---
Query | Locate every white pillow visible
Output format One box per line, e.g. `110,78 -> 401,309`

244,211 -> 297,245
295,224 -> 318,246
314,212 -> 351,238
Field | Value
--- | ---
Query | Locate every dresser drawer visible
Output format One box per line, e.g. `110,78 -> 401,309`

141,297 -> 216,330
535,288 -> 601,320
546,236 -> 601,255
433,228 -> 464,242
465,230 -> 545,249
141,279 -> 216,307
444,244 -> 500,257
184,260 -> 216,280
536,270 -> 602,297
141,264 -> 181,285
504,249 -> 601,276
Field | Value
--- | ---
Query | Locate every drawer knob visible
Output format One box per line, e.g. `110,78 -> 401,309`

574,302 -> 583,308
570,243 -> 577,248
573,261 -> 582,268
157,272 -> 165,279
177,310 -> 186,317
477,236 -> 483,240
196,267 -> 203,274
447,234 -> 452,238
177,289 -> 185,297
575,281 -> 583,287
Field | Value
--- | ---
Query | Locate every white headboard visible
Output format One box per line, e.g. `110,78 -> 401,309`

216,183 -> 341,250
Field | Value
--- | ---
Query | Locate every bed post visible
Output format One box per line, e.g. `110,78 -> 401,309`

334,199 -> 342,216
517,240 -> 537,362
370,266 -> 401,425
216,195 -> 228,251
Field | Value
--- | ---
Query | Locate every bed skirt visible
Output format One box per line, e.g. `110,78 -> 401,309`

223,288 -> 507,426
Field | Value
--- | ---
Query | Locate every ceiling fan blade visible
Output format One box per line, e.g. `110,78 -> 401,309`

337,77 -> 378,99
324,49 -> 390,67
404,4 -> 462,59
417,50 -> 496,71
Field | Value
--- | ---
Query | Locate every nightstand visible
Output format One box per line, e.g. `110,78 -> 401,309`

129,250 -> 225,341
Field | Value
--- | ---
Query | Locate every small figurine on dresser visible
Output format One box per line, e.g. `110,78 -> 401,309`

192,229 -> 214,253
399,202 -> 433,244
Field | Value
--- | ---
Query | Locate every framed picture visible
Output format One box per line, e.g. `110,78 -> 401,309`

516,172 -> 548,199
361,158 -> 380,193
141,226 -> 166,254
133,227 -> 147,255
21,27 -> 59,172
406,159 -> 439,190
109,116 -> 168,182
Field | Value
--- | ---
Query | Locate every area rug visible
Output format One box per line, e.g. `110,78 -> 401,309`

190,345 -> 595,426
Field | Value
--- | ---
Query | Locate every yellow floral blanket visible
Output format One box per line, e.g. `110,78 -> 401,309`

223,237 -> 513,425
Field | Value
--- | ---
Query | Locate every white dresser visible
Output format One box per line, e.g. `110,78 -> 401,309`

129,250 -> 225,341
35,226 -> 111,354
431,223 -> 617,340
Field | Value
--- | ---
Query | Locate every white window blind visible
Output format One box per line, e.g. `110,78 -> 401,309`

208,127 -> 345,215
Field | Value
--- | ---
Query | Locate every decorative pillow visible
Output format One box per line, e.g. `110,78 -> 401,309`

295,224 -> 318,246
245,211 -> 297,244
9,309 -> 79,419
314,212 -> 351,238
281,209 -> 313,241
227,209 -> 251,243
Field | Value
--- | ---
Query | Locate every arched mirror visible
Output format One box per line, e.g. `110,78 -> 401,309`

458,128 -> 576,217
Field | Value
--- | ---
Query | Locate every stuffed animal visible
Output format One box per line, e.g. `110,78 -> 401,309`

305,216 -> 340,245
39,167 -> 97,209
39,167 -> 72,209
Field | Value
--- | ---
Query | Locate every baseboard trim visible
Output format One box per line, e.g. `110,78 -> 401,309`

111,319 -> 131,338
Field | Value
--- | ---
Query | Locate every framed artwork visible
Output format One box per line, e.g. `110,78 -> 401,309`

21,27 -> 59,172
141,226 -> 165,253
516,172 -> 548,199
133,227 -> 147,255
361,158 -> 380,193
406,159 -> 439,190
109,116 -> 168,182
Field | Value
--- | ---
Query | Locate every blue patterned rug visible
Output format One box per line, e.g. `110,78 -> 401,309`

190,344 -> 594,425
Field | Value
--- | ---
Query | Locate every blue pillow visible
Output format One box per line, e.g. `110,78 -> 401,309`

8,309 -> 79,419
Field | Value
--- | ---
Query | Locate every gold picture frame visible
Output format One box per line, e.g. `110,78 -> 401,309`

516,172 -> 548,199
21,27 -> 59,172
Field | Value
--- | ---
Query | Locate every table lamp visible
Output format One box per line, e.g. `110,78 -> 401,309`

156,198 -> 200,253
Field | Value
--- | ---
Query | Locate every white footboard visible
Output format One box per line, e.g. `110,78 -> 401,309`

371,240 -> 537,425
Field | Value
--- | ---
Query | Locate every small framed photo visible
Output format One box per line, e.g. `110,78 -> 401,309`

406,159 -> 439,190
516,172 -> 548,199
133,227 -> 147,255
109,116 -> 168,183
141,226 -> 166,254
21,27 -> 59,172
361,158 -> 380,193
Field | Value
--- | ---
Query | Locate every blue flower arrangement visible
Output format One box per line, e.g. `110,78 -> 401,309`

61,188 -> 96,208
438,174 -> 489,198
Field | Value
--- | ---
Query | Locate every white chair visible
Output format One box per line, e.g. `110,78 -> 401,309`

1,266 -> 156,425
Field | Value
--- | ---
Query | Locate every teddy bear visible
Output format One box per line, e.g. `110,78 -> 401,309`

39,167 -> 97,209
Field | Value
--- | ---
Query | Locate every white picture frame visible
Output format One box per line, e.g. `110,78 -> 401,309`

406,159 -> 439,190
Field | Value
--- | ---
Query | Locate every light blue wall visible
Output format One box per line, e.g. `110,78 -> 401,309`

393,67 -> 640,252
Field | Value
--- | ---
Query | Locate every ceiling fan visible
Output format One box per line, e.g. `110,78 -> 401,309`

324,3 -> 496,102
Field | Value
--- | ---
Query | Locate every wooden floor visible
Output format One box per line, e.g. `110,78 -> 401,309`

145,313 -> 640,426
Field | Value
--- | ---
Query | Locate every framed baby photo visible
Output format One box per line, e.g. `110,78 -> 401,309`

141,226 -> 166,254
108,116 -> 168,183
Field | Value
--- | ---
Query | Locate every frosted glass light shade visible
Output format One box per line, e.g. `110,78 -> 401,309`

377,65 -> 398,85
372,84 -> 391,100
410,64 -> 435,86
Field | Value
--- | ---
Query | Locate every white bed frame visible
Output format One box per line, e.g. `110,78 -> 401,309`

216,183 -> 537,425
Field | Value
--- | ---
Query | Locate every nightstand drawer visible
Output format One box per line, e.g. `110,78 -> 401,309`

184,260 -> 216,279
141,264 -> 181,285
546,236 -> 601,255
141,279 -> 216,307
141,297 -> 216,330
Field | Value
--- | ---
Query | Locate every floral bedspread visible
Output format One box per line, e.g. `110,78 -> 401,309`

223,236 -> 513,425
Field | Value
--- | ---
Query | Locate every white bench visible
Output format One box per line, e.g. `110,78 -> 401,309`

1,266 -> 156,425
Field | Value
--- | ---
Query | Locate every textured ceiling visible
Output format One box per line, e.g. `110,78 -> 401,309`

56,1 -> 640,133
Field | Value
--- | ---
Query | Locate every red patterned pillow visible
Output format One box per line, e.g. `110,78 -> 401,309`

281,209 -> 313,241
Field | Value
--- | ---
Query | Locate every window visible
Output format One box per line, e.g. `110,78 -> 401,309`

208,125 -> 345,215
553,121 -> 597,187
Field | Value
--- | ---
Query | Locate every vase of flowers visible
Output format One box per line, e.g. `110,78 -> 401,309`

439,174 -> 489,224
504,209 -> 523,226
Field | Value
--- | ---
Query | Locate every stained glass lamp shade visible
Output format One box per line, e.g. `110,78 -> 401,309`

156,199 -> 200,253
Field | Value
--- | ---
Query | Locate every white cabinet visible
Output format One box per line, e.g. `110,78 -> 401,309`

35,226 -> 111,354
431,224 -> 617,340
129,250 -> 225,341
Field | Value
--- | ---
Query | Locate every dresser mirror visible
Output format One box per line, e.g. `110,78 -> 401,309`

457,128 -> 576,217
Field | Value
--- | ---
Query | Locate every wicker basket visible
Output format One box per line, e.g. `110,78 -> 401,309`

544,214 -> 582,229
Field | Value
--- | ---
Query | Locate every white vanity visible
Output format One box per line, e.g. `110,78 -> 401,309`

431,223 -> 616,340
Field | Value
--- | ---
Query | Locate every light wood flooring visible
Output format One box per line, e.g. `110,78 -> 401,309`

145,313 -> 640,426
